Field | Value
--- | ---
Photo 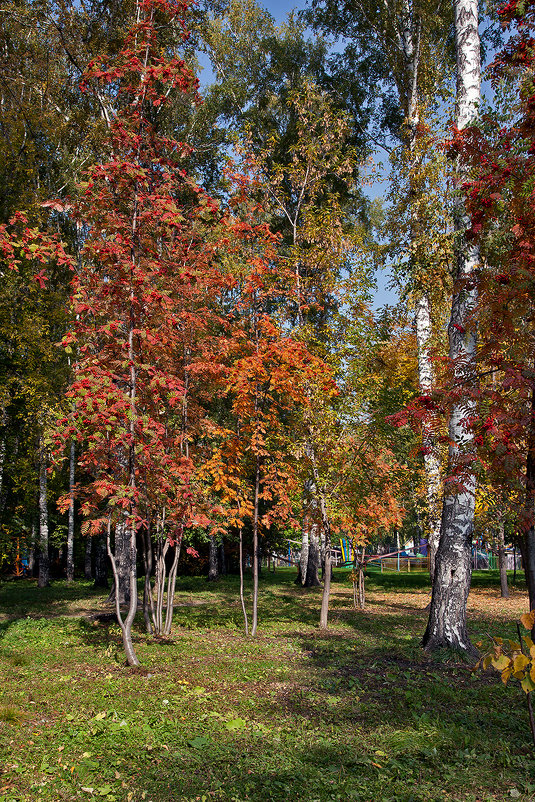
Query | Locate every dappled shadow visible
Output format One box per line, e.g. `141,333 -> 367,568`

0,578 -> 109,622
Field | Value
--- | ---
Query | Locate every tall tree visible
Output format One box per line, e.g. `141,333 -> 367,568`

422,0 -> 481,653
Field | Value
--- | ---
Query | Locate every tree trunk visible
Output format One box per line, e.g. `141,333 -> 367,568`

219,541 -> 227,575
239,522 -> 249,635
28,518 -> 36,576
423,0 -> 480,655
142,524 -> 154,634
66,440 -> 75,583
107,518 -> 139,666
108,518 -> 131,603
37,440 -> 50,588
84,535 -> 93,580
251,456 -> 260,637
319,530 -> 332,630
163,538 -> 181,636
522,388 -> 535,628
497,512 -> 509,600
207,535 -> 219,581
305,523 -> 321,587
296,524 -> 309,585
94,534 -> 109,588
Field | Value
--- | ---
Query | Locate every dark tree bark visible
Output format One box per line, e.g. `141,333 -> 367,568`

94,534 -> 109,588
84,535 -> 93,580
207,535 -> 219,581
219,541 -> 227,575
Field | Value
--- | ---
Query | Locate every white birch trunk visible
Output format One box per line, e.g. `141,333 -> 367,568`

38,440 -> 50,588
415,295 -> 442,578
66,441 -> 75,582
423,0 -> 480,653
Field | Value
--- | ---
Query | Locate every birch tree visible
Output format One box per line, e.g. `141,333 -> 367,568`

422,0 -> 481,653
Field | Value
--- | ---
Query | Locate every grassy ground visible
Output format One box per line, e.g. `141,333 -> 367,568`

0,567 -> 533,802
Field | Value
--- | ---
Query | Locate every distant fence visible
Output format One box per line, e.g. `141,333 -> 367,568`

371,556 -> 430,573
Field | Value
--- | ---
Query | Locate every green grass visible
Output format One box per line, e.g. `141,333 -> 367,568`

0,569 -> 533,801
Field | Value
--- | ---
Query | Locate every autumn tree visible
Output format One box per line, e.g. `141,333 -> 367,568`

53,0 -> 230,664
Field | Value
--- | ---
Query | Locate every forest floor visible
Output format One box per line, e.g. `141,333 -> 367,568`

0,567 -> 533,802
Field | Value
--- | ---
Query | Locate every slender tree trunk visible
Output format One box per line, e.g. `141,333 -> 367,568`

296,523 -> 309,585
219,541 -> 227,575
108,519 -> 131,603
305,523 -> 321,587
522,388 -> 535,626
358,547 -> 366,609
107,518 -> 139,666
497,511 -> 509,599
28,518 -> 36,576
66,441 -> 75,582
94,534 -> 108,587
142,524 -> 154,634
163,538 -> 181,636
251,456 -> 260,637
0,411 -> 7,516
423,0 -> 481,654
416,295 -> 442,580
319,527 -> 332,629
38,440 -> 50,588
84,535 -> 93,580
208,535 -> 219,581
239,522 -> 249,635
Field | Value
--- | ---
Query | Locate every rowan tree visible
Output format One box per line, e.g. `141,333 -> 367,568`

53,0 -> 230,664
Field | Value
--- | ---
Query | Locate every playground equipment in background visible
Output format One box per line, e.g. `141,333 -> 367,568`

339,539 -> 429,572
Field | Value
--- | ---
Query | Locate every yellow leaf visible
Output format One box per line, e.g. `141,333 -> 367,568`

483,654 -> 493,670
492,655 -> 512,672
513,654 -> 530,672
502,667 -> 513,685
521,674 -> 535,694
520,611 -> 535,630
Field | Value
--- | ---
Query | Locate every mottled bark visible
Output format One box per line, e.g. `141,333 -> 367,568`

37,441 -> 50,588
423,0 -> 480,654
415,295 -> 442,580
66,441 -> 75,582
108,519 -> 132,603
305,524 -> 321,587
295,525 -> 309,585
107,518 -> 139,666
207,535 -> 219,581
